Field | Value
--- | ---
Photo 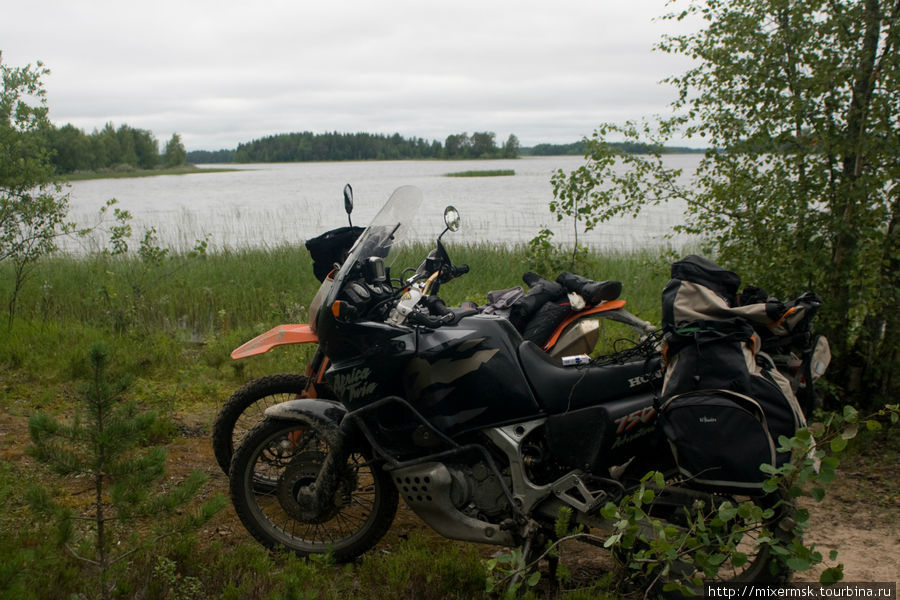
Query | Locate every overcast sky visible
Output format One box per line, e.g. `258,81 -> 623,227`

2,0 -> 702,151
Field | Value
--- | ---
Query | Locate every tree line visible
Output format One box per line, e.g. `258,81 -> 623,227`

525,140 -> 705,156
189,135 -> 706,164
42,122 -> 187,174
190,131 -> 521,163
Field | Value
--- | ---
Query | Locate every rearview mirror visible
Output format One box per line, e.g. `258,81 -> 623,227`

343,183 -> 354,226
443,206 -> 460,232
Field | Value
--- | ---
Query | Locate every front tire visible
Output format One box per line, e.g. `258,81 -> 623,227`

229,418 -> 398,561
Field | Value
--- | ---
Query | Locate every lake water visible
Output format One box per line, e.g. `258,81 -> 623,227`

64,155 -> 702,253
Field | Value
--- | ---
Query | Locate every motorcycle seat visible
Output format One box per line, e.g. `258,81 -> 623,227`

518,341 -> 659,414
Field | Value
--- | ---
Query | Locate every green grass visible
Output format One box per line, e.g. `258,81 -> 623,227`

0,243 -> 673,599
0,243 -> 673,388
1,241 -> 894,597
0,242 -> 674,423
4,243 -> 670,339
3,238 -> 898,598
444,169 -> 515,177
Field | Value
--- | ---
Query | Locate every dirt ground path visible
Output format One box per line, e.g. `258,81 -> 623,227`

802,453 -> 899,584
5,405 -> 898,586
173,405 -> 898,585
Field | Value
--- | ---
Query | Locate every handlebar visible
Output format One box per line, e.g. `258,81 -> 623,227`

407,311 -> 456,328
446,264 -> 469,279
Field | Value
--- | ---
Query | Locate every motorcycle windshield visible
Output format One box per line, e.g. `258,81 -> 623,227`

314,185 -> 423,326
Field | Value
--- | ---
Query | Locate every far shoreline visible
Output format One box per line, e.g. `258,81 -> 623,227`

60,164 -> 242,182
62,152 -> 708,181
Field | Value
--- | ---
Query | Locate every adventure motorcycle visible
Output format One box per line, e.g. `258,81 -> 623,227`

226,185 -> 820,583
212,185 -> 653,475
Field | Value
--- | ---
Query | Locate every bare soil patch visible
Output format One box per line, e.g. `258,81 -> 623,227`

4,406 -> 897,586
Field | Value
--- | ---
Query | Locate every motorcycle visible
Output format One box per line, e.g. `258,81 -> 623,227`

226,185 -> 812,583
211,184 -> 654,475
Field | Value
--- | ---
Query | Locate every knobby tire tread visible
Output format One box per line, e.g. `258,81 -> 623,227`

228,418 -> 398,561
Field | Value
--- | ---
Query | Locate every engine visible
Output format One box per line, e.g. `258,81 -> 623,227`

390,459 -> 516,546
446,460 -> 510,519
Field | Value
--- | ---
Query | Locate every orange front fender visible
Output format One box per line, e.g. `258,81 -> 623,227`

231,324 -> 318,360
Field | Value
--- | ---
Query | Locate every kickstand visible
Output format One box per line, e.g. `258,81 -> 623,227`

508,526 -> 555,595
547,552 -> 559,584
507,535 -> 534,594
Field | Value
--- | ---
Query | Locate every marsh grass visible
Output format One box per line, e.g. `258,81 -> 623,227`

5,243 -> 669,332
0,243 -> 671,387
444,169 -> 515,177
61,165 -> 239,181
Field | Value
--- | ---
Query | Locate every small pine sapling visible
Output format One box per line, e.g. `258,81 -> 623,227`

27,342 -> 224,600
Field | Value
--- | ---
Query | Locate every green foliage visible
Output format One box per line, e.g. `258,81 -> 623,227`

523,140 -> 706,156
187,138 -> 707,164
605,404 -> 900,595
547,0 -> 900,405
482,507 -> 619,599
26,342 -> 224,600
600,470 -> 779,595
153,555 -> 206,600
0,57 -> 72,326
41,119 -> 199,175
536,129 -> 679,276
484,547 -> 542,598
526,141 -> 591,156
234,131 -> 442,162
0,465 -> 85,598
164,133 -> 187,168
548,123 -> 688,235
502,134 -> 520,158
43,121 -> 167,173
524,228 -> 585,276
231,130 -> 520,162
97,199 -> 132,255
443,131 -> 521,159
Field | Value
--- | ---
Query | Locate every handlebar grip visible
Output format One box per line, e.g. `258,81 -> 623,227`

407,311 -> 454,329
454,264 -> 470,276
423,295 -> 450,316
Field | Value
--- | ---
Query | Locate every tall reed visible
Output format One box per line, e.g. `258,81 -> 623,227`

0,243 -> 676,389
3,243 -> 674,334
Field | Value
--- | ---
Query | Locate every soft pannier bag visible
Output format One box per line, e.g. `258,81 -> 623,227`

659,390 -> 777,490
658,255 -> 807,493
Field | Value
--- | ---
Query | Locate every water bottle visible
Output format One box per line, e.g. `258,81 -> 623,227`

561,354 -> 591,366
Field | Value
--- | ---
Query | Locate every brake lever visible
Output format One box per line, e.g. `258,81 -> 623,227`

438,263 -> 470,284
407,311 -> 454,329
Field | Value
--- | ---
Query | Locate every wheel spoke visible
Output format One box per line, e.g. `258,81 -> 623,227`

243,431 -> 387,546
230,418 -> 398,560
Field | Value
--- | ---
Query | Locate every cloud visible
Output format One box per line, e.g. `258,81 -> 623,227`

2,0 -> 699,150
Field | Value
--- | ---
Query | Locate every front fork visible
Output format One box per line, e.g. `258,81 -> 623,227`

294,427 -> 351,520
303,348 -> 332,399
262,389 -> 355,520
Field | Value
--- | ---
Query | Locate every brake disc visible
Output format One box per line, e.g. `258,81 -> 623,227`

276,451 -> 357,523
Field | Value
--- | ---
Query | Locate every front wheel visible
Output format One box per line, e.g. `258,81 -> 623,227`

212,373 -> 309,474
229,418 -> 398,561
